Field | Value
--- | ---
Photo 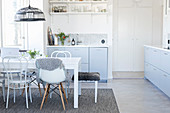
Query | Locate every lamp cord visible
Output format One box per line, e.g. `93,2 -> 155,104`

28,0 -> 31,8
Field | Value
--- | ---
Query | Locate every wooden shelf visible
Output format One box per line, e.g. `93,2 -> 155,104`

50,12 -> 108,15
49,1 -> 108,4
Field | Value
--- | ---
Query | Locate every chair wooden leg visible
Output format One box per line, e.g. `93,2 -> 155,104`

40,84 -> 48,110
60,83 -> 68,104
59,84 -> 65,110
21,85 -> 25,96
45,84 -> 50,103
38,83 -> 42,97
21,85 -> 29,96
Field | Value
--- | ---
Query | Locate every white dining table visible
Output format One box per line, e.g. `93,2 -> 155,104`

0,57 -> 81,108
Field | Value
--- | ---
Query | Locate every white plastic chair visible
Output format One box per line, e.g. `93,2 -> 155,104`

50,51 -> 72,98
35,58 -> 68,110
2,56 -> 32,109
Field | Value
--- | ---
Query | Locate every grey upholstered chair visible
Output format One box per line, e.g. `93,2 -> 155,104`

36,58 -> 68,110
72,72 -> 100,103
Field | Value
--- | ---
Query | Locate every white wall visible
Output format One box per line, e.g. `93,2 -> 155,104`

163,0 -> 170,47
43,0 -> 113,79
27,0 -> 44,53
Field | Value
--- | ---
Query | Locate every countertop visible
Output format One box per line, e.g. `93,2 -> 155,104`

46,45 -> 109,48
144,45 -> 170,52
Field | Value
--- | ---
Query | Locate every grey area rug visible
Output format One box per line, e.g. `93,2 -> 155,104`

0,89 -> 119,113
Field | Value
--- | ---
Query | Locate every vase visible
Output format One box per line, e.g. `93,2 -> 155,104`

61,40 -> 64,46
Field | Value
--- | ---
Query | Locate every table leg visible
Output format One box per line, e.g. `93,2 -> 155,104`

74,66 -> 78,108
78,82 -> 81,96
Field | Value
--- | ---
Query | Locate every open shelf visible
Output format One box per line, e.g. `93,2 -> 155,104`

50,12 -> 108,15
49,1 -> 108,4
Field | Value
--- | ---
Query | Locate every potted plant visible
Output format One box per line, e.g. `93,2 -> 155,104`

27,50 -> 40,59
55,32 -> 69,46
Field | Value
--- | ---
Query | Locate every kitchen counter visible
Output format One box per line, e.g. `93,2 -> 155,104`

46,45 -> 109,48
144,45 -> 170,52
144,45 -> 170,98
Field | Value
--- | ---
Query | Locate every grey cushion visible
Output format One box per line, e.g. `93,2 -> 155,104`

35,58 -> 64,71
72,72 -> 100,81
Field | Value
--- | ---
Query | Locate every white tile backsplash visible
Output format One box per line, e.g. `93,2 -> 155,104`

63,34 -> 108,46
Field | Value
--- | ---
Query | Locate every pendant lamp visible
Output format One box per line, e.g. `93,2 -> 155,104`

15,0 -> 45,22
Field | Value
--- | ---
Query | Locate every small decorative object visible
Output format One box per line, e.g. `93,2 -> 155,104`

27,50 -> 40,59
55,32 -> 69,46
71,38 -> 75,45
48,27 -> 54,45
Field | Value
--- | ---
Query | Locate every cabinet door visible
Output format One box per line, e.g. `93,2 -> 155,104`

160,51 -> 170,74
144,63 -> 150,79
118,0 -> 135,8
81,64 -> 88,72
150,48 -> 161,67
150,66 -> 160,86
158,71 -> 170,97
144,47 -> 151,63
136,0 -> 153,7
133,7 -> 152,71
90,48 -> 108,80
65,48 -> 88,64
117,8 -> 134,71
47,47 -> 65,57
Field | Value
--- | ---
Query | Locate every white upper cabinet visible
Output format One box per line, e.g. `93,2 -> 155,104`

133,7 -> 152,71
118,0 -> 152,8
115,0 -> 156,71
118,0 -> 135,7
136,0 -> 153,7
117,8 -> 134,71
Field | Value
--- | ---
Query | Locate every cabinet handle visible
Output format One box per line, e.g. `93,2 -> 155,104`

96,49 -> 102,51
163,74 -> 168,77
74,49 -> 80,51
154,50 -> 157,52
153,68 -> 157,71
164,53 -> 168,55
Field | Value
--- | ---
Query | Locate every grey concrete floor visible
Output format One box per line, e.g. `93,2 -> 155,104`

77,79 -> 170,113
2,78 -> 170,113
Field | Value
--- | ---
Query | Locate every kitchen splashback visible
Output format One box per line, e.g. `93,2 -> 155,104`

64,34 -> 108,46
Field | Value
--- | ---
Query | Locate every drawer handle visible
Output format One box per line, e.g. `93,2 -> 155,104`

74,49 -> 80,50
163,74 -> 167,77
154,50 -> 157,52
153,68 -> 157,71
164,53 -> 168,55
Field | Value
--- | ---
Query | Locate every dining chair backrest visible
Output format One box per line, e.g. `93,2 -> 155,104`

2,56 -> 28,83
1,48 -> 20,58
35,58 -> 66,84
51,51 -> 71,58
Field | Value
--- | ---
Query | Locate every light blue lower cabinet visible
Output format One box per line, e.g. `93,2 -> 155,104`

145,62 -> 170,97
159,71 -> 170,97
81,64 -> 88,72
46,47 -> 108,82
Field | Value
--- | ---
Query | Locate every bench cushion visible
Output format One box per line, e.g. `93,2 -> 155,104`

72,72 -> 100,81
